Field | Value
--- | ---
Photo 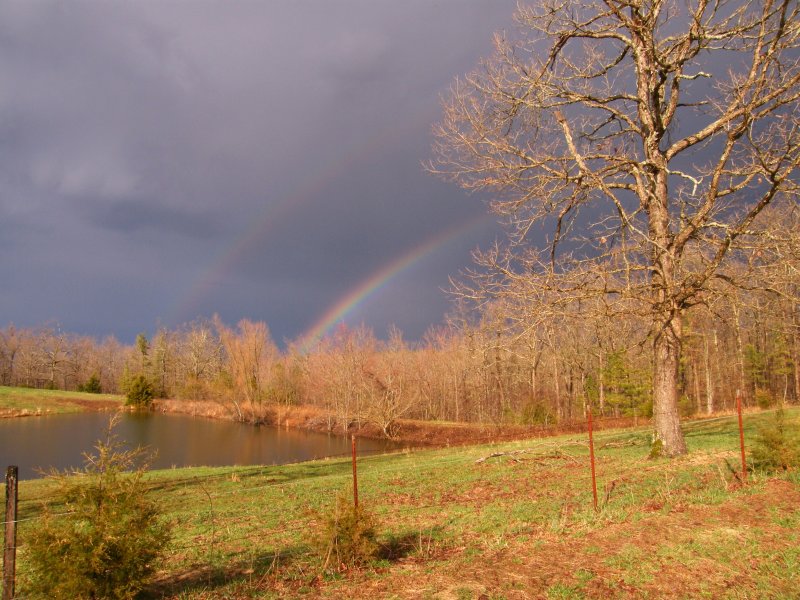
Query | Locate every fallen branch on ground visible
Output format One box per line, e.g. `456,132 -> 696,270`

599,439 -> 645,450
475,441 -> 587,464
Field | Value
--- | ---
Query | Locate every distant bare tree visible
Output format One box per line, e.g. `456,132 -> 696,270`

174,319 -> 223,399
360,327 -> 418,438
0,325 -> 23,385
214,316 -> 279,421
98,335 -> 129,394
37,326 -> 70,389
150,328 -> 177,397
432,0 -> 800,455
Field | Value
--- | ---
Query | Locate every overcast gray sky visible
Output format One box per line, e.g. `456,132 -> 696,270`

0,1 -> 520,344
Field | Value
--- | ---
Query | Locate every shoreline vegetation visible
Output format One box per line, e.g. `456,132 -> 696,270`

0,384 -> 778,448
12,407 -> 800,599
0,384 -> 656,451
0,384 -> 606,447
152,398 -> 659,447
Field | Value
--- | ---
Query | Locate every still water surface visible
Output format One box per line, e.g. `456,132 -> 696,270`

0,412 -> 400,479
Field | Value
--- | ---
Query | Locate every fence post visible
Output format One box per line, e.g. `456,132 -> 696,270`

736,390 -> 747,483
587,408 -> 598,511
351,435 -> 359,509
3,466 -> 18,600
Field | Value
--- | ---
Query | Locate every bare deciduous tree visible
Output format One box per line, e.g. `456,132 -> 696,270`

0,325 -> 23,385
431,0 -> 800,455
214,316 -> 278,421
175,319 -> 223,399
360,327 -> 418,439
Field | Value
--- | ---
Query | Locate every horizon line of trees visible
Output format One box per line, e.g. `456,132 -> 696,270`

1,273 -> 796,436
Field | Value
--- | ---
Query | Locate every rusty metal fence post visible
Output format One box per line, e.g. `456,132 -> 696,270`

736,390 -> 747,483
587,408 -> 598,511
3,466 -> 18,600
351,435 -> 359,509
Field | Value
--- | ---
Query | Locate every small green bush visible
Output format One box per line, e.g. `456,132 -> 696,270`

751,408 -> 800,472
308,492 -> 378,570
77,373 -> 102,394
519,402 -> 554,426
125,374 -> 154,408
755,388 -> 775,409
24,417 -> 171,599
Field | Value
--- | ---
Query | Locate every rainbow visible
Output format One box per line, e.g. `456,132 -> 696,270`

170,159 -> 351,323
298,214 -> 490,350
170,105 -> 441,324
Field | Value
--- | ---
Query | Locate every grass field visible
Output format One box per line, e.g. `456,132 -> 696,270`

0,385 -> 123,417
10,407 -> 799,599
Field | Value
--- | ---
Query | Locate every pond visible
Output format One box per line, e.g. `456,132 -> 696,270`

0,412 -> 401,479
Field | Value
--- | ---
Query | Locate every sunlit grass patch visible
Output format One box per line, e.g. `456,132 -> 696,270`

0,385 -> 123,415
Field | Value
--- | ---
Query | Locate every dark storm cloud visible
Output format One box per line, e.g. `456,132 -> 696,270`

80,199 -> 225,239
0,0 -> 517,342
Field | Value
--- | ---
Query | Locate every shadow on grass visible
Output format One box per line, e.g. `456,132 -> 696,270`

378,526 -> 445,561
141,457 -> 363,496
144,527 -> 446,598
142,545 -> 308,599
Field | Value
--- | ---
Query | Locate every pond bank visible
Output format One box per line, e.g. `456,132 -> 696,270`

0,385 -> 645,447
153,398 -> 644,447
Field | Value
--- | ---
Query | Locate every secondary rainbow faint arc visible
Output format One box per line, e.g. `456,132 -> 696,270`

171,104 -> 441,324
299,214 -> 490,350
171,153 -> 366,323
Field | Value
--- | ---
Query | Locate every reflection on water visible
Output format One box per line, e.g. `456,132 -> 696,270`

0,412 -> 399,479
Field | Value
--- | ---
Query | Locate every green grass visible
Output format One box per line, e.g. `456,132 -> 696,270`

11,406 -> 800,599
0,385 -> 123,415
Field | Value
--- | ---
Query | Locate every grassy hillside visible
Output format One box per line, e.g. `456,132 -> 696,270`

0,385 -> 123,417
13,408 -> 800,599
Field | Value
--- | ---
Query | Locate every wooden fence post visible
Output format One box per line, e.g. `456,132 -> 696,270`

3,466 -> 18,600
351,435 -> 359,509
587,408 -> 598,511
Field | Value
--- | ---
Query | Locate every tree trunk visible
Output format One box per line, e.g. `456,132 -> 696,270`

790,302 -> 800,404
553,359 -> 562,421
598,353 -> 605,415
732,301 -> 747,408
704,333 -> 715,414
652,318 -> 687,456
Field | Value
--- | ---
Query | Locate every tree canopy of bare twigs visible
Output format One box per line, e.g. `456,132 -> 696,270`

430,0 -> 800,455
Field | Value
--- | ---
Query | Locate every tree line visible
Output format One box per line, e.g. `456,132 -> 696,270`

1,266 -> 796,437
